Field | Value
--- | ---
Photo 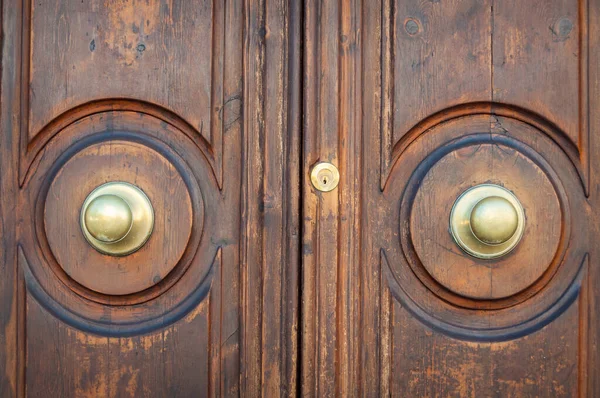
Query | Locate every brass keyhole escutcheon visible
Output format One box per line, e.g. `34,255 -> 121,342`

450,184 -> 525,259
81,182 -> 154,257
311,162 -> 340,192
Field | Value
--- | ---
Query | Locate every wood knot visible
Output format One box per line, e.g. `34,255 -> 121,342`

550,18 -> 573,41
404,18 -> 421,36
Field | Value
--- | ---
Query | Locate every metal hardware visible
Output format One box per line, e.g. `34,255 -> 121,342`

310,162 -> 340,192
84,194 -> 133,243
450,184 -> 525,260
81,182 -> 154,256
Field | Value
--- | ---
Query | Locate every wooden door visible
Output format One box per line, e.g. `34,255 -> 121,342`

302,0 -> 600,396
2,1 -> 600,397
0,1 -> 300,396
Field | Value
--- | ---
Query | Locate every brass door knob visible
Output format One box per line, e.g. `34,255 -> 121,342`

81,182 -> 154,256
84,194 -> 133,243
469,196 -> 519,245
450,184 -> 525,259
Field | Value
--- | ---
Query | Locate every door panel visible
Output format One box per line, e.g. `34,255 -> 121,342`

0,0 -> 300,396
1,0 -> 599,397
302,0 -> 599,396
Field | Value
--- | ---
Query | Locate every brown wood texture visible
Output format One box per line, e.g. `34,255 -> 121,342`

302,0 -> 600,397
0,0 -> 300,397
1,0 -> 599,397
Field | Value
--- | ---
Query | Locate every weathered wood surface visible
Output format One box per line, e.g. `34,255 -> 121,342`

302,0 -> 599,396
0,0 -> 598,397
0,0 -> 300,396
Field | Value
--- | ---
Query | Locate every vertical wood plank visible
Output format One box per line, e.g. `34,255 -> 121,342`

301,0 -> 318,390
0,0 -> 20,396
337,0 -> 361,395
360,1 -> 383,396
302,0 -> 362,395
492,0 -> 581,148
392,0 -> 492,145
242,0 -> 300,396
587,1 -> 599,396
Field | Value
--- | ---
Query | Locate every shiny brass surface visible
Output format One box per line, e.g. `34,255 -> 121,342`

81,182 -> 154,256
84,194 -> 133,243
310,162 -> 340,192
470,196 -> 519,245
450,184 -> 525,259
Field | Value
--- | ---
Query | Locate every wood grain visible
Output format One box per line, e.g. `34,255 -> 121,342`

44,140 -> 193,296
0,1 -> 21,396
492,0 -> 581,149
410,131 -> 562,300
1,0 -> 300,396
28,0 -> 214,142
391,0 -> 492,144
242,0 -> 301,396
304,0 -> 599,396
0,0 -> 598,396
390,295 -> 580,397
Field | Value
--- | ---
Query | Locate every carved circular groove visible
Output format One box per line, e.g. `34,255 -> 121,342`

19,108 -> 221,336
45,140 -> 194,296
382,111 -> 585,341
411,142 -> 560,300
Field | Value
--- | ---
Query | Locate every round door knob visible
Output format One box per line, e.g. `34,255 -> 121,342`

84,194 -> 133,243
80,182 -> 154,256
450,184 -> 525,259
469,196 -> 519,245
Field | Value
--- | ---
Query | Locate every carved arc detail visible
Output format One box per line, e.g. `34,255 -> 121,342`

380,112 -> 589,341
17,109 -> 223,335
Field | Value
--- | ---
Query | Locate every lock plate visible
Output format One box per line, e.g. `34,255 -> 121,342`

310,162 -> 340,192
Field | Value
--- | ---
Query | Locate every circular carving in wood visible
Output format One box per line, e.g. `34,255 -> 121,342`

44,141 -> 195,295
382,110 -> 588,341
19,103 -> 223,335
410,143 -> 561,300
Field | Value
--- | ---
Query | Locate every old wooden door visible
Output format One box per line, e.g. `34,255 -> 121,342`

0,0 -> 301,396
1,0 -> 600,397
301,0 -> 600,396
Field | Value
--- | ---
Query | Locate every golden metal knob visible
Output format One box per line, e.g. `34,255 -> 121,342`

469,196 -> 519,245
80,182 -> 154,256
84,195 -> 133,243
450,184 -> 525,259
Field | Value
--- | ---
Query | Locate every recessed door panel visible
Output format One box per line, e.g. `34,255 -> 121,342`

302,0 -> 599,396
1,1 -> 599,397
0,1 -> 300,396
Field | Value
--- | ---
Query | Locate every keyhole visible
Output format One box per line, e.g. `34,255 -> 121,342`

318,170 -> 333,188
311,163 -> 339,192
